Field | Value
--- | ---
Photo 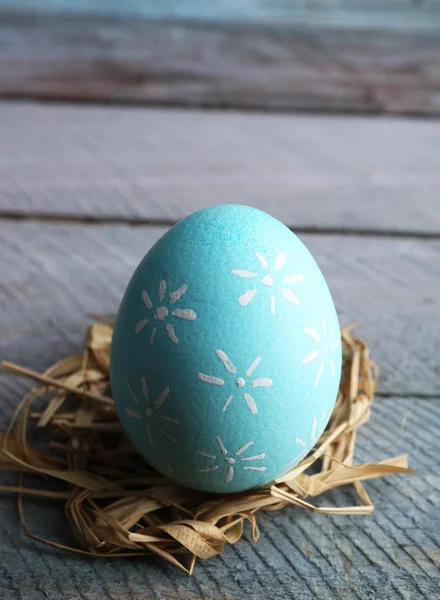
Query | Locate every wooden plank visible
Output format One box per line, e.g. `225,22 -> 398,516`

1,0 -> 440,31
1,102 -> 440,235
1,14 -> 440,116
0,393 -> 438,598
0,222 -> 439,396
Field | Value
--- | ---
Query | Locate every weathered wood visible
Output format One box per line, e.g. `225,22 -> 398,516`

0,393 -> 438,599
1,102 -> 440,235
0,222 -> 439,397
1,14 -> 440,115
0,213 -> 438,597
1,0 -> 440,30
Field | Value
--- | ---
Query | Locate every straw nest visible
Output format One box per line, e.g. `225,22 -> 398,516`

0,318 -> 412,574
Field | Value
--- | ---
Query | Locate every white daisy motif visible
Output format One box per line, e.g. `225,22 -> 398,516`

286,406 -> 328,468
195,437 -> 266,483
135,280 -> 196,345
232,251 -> 304,314
124,376 -> 178,445
198,350 -> 273,414
302,315 -> 341,386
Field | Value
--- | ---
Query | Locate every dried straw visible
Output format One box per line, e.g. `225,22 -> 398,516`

0,319 -> 413,574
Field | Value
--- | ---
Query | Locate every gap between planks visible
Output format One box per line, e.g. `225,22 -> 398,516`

1,212 -> 440,241
376,392 -> 440,400
3,93 -> 440,120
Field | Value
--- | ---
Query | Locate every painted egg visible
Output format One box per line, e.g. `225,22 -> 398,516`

110,205 -> 342,493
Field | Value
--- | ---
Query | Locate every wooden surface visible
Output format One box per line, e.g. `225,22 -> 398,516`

0,396 -> 438,600
0,103 -> 439,598
1,13 -> 440,116
1,0 -> 440,30
1,222 -> 440,396
1,103 -> 440,236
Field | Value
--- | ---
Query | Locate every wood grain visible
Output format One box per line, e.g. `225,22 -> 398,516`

1,14 -> 440,115
1,0 -> 440,30
1,102 -> 440,235
0,222 -> 439,397
0,392 -> 438,599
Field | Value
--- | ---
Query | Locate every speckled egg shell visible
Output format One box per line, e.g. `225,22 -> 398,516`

110,205 -> 342,493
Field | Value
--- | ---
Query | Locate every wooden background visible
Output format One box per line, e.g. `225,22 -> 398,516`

1,101 -> 439,600
0,2 -> 439,599
1,1 -> 440,115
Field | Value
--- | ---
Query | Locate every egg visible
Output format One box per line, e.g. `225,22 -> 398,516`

110,205 -> 341,493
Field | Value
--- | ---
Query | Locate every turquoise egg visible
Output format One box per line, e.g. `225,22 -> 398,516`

110,205 -> 342,493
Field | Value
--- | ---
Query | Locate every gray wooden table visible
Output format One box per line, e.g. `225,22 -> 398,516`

0,102 -> 439,599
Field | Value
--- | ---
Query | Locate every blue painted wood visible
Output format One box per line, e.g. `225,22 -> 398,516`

0,0 -> 440,31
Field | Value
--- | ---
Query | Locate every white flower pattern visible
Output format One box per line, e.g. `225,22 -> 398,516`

286,406 -> 328,468
123,246 -> 340,490
198,350 -> 273,414
135,280 -> 196,345
195,437 -> 266,483
232,251 -> 304,314
302,316 -> 341,386
124,377 -> 178,445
